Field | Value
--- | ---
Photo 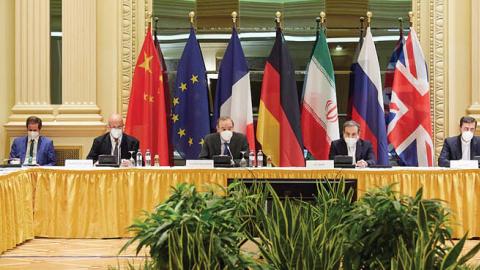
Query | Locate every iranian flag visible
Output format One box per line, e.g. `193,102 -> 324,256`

301,26 -> 339,160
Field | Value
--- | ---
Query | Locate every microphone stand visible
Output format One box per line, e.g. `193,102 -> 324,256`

225,143 -> 236,167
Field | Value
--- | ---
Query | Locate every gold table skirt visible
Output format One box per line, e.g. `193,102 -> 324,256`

1,167 -> 480,253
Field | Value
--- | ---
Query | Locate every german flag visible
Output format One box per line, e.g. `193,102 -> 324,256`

256,25 -> 304,167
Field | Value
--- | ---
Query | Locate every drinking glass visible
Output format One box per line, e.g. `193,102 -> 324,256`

129,151 -> 135,167
239,151 -> 247,167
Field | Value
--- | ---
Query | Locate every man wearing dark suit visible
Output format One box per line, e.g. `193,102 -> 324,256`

438,116 -> 480,167
87,113 -> 139,165
9,116 -> 56,166
199,116 -> 249,160
328,120 -> 376,167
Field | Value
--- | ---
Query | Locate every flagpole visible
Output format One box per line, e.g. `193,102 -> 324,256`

275,11 -> 281,29
315,16 -> 320,36
146,12 -> 152,34
359,16 -> 365,38
231,11 -> 238,29
154,16 -> 159,36
320,11 -> 326,35
366,11 -> 372,28
189,11 -> 196,30
398,17 -> 403,36
408,11 -> 414,28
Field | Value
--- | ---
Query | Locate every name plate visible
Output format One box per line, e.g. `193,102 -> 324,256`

185,160 -> 214,168
306,160 -> 334,169
65,159 -> 94,168
450,160 -> 479,169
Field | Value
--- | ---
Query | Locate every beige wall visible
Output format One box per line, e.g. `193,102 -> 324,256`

0,0 -> 478,163
0,0 -> 15,161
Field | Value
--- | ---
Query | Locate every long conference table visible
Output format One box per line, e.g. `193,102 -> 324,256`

1,166 -> 480,254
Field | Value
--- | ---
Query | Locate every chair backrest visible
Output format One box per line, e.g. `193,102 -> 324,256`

54,146 -> 82,166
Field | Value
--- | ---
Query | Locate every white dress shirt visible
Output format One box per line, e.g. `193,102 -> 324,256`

220,137 -> 231,156
110,135 -> 122,156
347,144 -> 356,164
461,139 -> 471,160
24,137 -> 39,164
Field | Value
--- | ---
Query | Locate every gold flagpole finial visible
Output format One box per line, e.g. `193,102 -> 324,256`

275,11 -> 281,24
408,11 -> 414,27
146,12 -> 152,33
188,11 -> 195,26
231,11 -> 238,27
366,11 -> 372,27
320,11 -> 326,25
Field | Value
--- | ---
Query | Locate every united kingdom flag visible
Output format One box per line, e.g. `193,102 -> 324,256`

387,27 -> 433,166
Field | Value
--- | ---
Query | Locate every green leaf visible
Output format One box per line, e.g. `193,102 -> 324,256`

457,240 -> 480,265
440,234 -> 467,270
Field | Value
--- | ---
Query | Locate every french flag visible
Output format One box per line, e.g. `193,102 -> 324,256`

350,27 -> 389,165
213,28 -> 255,152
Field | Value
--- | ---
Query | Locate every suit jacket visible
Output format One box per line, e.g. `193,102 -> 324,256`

328,138 -> 377,166
9,136 -> 56,166
198,132 -> 249,160
86,132 -> 140,162
438,135 -> 480,167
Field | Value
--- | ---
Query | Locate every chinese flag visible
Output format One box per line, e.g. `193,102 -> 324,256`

125,26 -> 172,165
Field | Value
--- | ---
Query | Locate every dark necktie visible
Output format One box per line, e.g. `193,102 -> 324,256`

223,142 -> 229,156
113,140 -> 119,162
29,140 -> 35,159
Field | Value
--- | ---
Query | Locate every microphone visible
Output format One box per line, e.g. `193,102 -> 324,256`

225,143 -> 235,167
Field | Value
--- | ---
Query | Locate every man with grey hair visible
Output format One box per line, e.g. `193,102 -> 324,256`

87,113 -> 140,165
328,120 -> 376,167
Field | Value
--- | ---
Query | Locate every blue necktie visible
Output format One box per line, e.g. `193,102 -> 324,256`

223,142 -> 229,156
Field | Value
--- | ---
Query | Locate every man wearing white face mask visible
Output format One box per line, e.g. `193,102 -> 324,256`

328,120 -> 376,168
9,116 -> 56,166
198,116 -> 249,160
438,116 -> 480,167
87,113 -> 139,165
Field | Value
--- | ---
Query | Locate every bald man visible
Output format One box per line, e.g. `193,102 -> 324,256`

87,114 -> 139,164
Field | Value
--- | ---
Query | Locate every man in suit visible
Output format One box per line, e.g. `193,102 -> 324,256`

328,120 -> 376,168
9,116 -> 56,166
199,116 -> 249,160
87,113 -> 139,165
438,116 -> 480,167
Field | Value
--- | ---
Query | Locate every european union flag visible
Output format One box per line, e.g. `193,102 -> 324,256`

172,28 -> 210,159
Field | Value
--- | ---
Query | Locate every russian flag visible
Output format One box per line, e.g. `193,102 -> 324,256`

350,27 -> 389,165
213,28 -> 255,152
256,25 -> 304,167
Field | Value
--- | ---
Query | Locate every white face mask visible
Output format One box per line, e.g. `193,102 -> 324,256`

110,128 -> 123,139
28,131 -> 39,140
462,131 -> 474,142
220,130 -> 233,142
345,137 -> 358,147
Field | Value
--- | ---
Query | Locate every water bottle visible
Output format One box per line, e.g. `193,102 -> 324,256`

154,154 -> 160,166
257,150 -> 264,167
145,149 -> 151,167
248,150 -> 256,167
136,149 -> 143,167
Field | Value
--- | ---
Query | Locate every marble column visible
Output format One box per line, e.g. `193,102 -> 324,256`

9,0 -> 54,122
467,0 -> 480,118
57,0 -> 102,122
